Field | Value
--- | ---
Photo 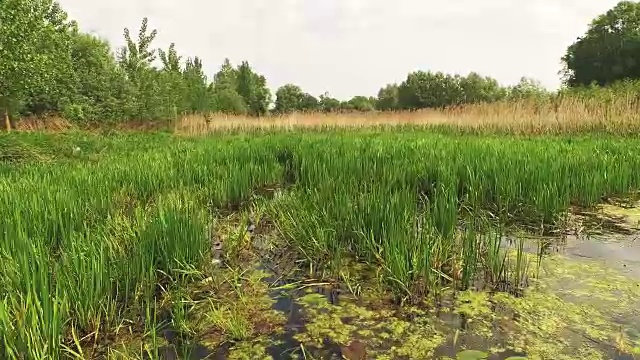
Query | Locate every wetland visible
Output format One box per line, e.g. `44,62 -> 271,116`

1,130 -> 639,359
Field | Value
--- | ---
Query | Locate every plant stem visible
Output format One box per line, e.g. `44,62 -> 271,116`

3,108 -> 10,132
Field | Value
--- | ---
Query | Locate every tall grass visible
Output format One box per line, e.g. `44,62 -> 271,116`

175,94 -> 640,136
11,85 -> 640,136
1,130 -> 640,358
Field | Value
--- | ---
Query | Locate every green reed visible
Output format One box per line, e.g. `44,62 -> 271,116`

2,129 -> 640,358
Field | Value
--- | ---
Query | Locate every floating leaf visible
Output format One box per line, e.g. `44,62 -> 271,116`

456,349 -> 489,360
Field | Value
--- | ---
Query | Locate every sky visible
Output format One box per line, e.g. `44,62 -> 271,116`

58,0 -> 620,100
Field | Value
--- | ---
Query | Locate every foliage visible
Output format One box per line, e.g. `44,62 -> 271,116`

377,84 -> 399,111
64,31 -> 132,122
343,96 -> 376,111
211,88 -> 248,115
0,0 -> 75,120
562,0 -> 640,87
275,84 -> 309,113
319,92 -> 341,112
235,61 -> 271,116
3,0 -> 639,124
506,77 -> 550,101
2,130 -> 640,357
459,72 -> 507,104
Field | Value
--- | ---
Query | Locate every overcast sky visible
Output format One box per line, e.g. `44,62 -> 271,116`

58,0 -> 619,100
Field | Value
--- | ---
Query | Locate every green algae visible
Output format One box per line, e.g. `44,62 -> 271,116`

226,337 -> 274,360
599,202 -> 640,229
571,201 -> 640,235
92,203 -> 640,359
455,350 -> 489,359
279,249 -> 639,360
453,252 -> 640,359
295,289 -> 447,359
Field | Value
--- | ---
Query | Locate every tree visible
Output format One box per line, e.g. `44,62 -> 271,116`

158,43 -> 186,118
459,72 -> 506,104
213,58 -> 237,91
116,17 -> 164,120
210,87 -> 247,115
376,84 -> 399,111
346,96 -> 375,112
0,0 -> 75,130
274,84 -> 319,113
182,57 -> 212,113
63,31 -> 131,121
507,77 -> 549,100
274,84 -> 304,113
398,71 -> 460,109
319,92 -> 340,112
235,61 -> 271,116
300,93 -> 319,111
562,1 -> 640,87
117,17 -> 157,81
210,58 -> 247,115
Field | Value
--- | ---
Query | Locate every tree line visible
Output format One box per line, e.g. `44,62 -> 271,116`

2,0 -> 640,126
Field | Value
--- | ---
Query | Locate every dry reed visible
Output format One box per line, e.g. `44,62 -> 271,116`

175,97 -> 640,136
8,95 -> 640,136
12,117 -> 74,132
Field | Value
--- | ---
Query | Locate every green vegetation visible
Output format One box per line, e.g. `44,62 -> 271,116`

3,0 -> 640,126
562,1 -> 640,87
1,130 -> 640,358
3,0 -> 640,359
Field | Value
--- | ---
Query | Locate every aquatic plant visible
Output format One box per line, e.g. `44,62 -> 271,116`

2,129 -> 640,357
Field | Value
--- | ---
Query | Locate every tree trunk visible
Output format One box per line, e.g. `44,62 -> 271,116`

3,108 -> 10,132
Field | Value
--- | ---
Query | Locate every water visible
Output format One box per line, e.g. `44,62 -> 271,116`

562,234 -> 640,279
146,216 -> 640,360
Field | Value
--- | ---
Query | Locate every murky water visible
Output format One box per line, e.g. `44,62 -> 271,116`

148,208 -> 640,360
562,234 -> 640,279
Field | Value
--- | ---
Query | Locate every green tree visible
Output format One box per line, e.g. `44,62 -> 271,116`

158,43 -> 181,73
64,31 -> 132,121
300,93 -> 319,111
319,92 -> 340,112
117,17 -> 157,81
211,88 -> 247,115
116,17 -> 179,120
396,70 -> 509,109
346,96 -> 375,111
210,58 -> 246,115
158,42 -> 187,117
459,72 -> 506,104
182,57 -> 212,113
213,58 -> 237,91
209,58 -> 249,115
0,0 -> 75,130
376,84 -> 399,110
274,84 -> 305,113
274,84 -> 319,113
562,1 -> 640,86
507,77 -> 549,100
398,71 -> 462,109
236,61 -> 271,116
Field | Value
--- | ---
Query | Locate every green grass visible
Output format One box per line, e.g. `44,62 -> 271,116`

2,128 -> 640,358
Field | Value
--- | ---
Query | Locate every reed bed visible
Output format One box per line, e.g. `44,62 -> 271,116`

10,93 -> 640,136
2,130 -> 640,358
175,96 -> 640,136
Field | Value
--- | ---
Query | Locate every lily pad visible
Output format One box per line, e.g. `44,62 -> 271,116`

456,349 -> 489,360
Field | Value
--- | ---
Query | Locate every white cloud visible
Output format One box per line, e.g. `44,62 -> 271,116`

58,0 -> 622,99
